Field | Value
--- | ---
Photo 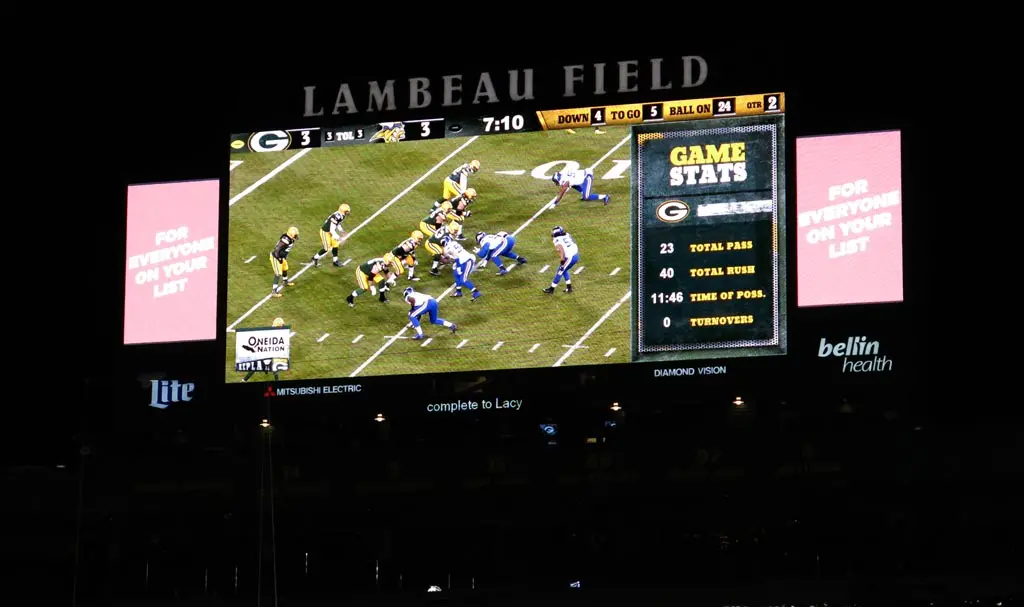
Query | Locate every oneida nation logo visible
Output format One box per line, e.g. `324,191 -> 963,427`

818,336 -> 893,373
369,122 -> 406,143
655,200 -> 690,223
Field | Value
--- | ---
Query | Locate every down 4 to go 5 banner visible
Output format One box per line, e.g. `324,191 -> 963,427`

630,114 -> 787,363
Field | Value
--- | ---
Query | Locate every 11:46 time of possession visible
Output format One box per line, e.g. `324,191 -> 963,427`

650,291 -> 685,304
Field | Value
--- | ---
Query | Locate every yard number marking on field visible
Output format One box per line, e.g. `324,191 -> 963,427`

350,136 -> 627,377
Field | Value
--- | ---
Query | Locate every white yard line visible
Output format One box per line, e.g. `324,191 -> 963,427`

229,149 -> 310,206
573,266 -> 585,275
316,333 -> 330,343
341,258 -> 351,266
543,136 -> 633,368
244,256 -> 256,264
552,291 -> 631,367
529,343 -> 541,353
605,348 -> 617,357
586,135 -> 630,172
349,136 -> 626,377
538,264 -> 550,273
457,339 -> 469,349
420,337 -> 433,347
352,334 -> 364,343
226,137 -> 480,332
609,267 -> 620,276
491,341 -> 504,351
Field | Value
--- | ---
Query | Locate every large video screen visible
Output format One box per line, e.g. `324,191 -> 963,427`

226,94 -> 786,382
796,130 -> 903,307
124,179 -> 220,345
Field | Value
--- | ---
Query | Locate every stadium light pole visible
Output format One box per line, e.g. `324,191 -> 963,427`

71,444 -> 88,607
257,394 -> 279,607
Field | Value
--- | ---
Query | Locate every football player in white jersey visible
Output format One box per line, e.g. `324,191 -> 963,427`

550,167 -> 610,207
446,239 -> 482,301
474,230 -> 527,275
403,287 -> 456,339
543,225 -> 580,294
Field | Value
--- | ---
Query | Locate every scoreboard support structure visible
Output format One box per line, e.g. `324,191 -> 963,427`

630,111 -> 787,363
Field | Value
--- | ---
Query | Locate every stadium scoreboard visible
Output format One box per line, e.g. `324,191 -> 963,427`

227,91 -> 787,372
229,93 -> 786,152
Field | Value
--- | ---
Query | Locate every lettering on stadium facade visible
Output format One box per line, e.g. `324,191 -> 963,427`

303,57 -> 709,117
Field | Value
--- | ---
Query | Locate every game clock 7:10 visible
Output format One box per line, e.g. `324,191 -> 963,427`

482,115 -> 525,132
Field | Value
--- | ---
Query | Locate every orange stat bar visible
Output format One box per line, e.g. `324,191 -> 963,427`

535,93 -> 784,131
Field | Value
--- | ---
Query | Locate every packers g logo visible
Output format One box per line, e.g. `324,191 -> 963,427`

655,200 -> 690,223
248,130 -> 291,153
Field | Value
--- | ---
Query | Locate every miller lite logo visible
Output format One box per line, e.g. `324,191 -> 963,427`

149,379 -> 195,409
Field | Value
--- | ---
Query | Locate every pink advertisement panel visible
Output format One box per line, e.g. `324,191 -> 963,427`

124,179 -> 219,344
796,130 -> 903,307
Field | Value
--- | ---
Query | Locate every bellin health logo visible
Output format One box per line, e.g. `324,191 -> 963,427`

818,337 -> 893,373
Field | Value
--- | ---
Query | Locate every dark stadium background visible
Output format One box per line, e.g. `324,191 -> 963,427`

8,39 -> 1019,605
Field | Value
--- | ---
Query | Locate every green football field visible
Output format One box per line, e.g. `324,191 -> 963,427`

225,127 -> 633,382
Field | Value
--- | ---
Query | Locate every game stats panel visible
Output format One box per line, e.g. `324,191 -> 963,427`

631,112 -> 786,362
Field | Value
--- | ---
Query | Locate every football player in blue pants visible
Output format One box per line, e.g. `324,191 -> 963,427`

550,168 -> 610,207
404,287 -> 456,339
446,240 -> 482,301
475,230 -> 527,275
543,225 -> 580,294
